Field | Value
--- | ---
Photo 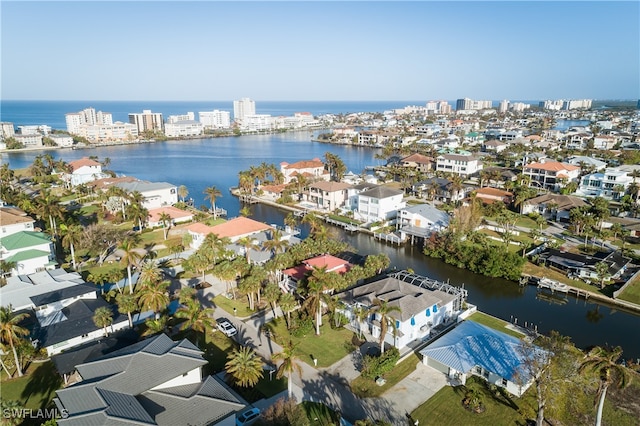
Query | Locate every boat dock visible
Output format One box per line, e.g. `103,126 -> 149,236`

324,217 -> 359,232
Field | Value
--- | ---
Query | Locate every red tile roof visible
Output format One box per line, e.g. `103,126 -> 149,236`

148,206 -> 193,223
525,161 -> 579,172
282,158 -> 324,170
208,217 -> 272,239
475,187 -> 513,197
69,157 -> 101,172
283,254 -> 352,281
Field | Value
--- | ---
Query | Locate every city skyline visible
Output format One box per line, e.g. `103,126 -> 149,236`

2,1 -> 638,102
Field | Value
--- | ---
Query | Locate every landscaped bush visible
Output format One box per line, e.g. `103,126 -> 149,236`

361,347 -> 400,379
290,316 -> 314,337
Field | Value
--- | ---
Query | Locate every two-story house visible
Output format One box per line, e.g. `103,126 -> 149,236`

280,158 -> 329,184
436,153 -> 482,176
306,181 -> 351,211
397,204 -> 450,241
65,157 -> 107,187
0,207 -> 35,237
0,231 -> 57,275
576,168 -> 635,200
355,185 -> 406,224
523,160 -> 580,191
399,153 -> 434,173
115,180 -> 178,210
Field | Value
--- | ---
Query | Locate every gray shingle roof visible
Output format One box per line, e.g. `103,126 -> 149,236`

358,185 -> 404,199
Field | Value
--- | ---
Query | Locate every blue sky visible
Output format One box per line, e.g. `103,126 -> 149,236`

2,1 -> 638,101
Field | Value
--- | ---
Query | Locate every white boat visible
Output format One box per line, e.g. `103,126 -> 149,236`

538,277 -> 569,293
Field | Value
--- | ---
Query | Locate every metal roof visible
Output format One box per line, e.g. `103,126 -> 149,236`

419,320 -> 534,381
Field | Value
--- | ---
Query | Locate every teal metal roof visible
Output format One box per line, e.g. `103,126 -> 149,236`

1,231 -> 51,250
4,249 -> 51,263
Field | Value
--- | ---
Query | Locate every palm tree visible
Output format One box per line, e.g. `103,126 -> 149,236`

303,266 -> 332,335
353,305 -> 369,339
35,189 -> 64,236
279,292 -> 297,329
116,293 -> 137,328
175,299 -> 215,346
128,202 -> 148,233
237,236 -> 260,264
177,286 -> 197,304
239,206 -> 252,217
0,306 -> 29,377
263,228 -> 289,256
579,346 -> 631,426
371,298 -> 401,354
61,223 -> 83,270
138,259 -> 163,288
138,280 -> 170,318
225,346 -> 264,388
119,238 -> 144,293
158,212 -> 172,240
263,282 -> 281,318
93,306 -> 114,337
273,340 -> 303,399
204,185 -> 222,219
142,316 -> 168,337
178,185 -> 189,203
238,274 -> 262,311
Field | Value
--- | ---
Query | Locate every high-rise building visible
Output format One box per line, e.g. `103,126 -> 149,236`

1,122 -> 15,140
499,100 -> 509,114
456,98 -> 472,110
233,98 -> 256,122
128,110 -> 164,133
456,98 -> 491,110
65,108 -> 112,134
166,112 -> 195,124
199,110 -> 231,129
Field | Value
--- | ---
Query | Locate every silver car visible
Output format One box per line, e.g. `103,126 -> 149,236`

217,318 -> 237,337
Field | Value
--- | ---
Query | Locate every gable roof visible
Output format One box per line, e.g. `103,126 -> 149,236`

419,320 -> 535,381
0,208 -> 34,226
401,204 -> 450,226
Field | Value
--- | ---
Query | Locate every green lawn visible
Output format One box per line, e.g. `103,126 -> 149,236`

0,361 -> 63,411
410,376 -> 537,425
616,274 -> 640,305
351,353 -> 420,398
467,312 -> 524,338
213,294 -> 263,318
268,316 -> 357,368
300,401 -> 340,425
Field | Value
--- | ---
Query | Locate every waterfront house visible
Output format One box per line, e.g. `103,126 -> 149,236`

0,207 -> 35,237
260,183 -> 287,201
280,158 -> 329,184
147,206 -> 194,228
0,230 -> 57,275
337,271 -> 466,352
64,157 -> 107,187
566,155 -> 607,172
280,253 -> 353,293
521,193 -> 588,222
413,177 -> 469,203
397,204 -> 450,241
355,185 -> 405,224
537,248 -> 631,281
399,153 -> 434,173
114,180 -> 178,210
419,320 -> 538,397
306,181 -> 352,211
54,333 -> 247,426
523,160 -> 580,191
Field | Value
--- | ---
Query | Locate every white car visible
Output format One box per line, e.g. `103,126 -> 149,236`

217,318 -> 237,337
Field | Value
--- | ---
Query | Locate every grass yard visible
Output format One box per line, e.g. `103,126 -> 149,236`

300,401 -> 340,425
351,353 -> 420,398
0,361 -> 63,411
410,376 -> 537,425
232,375 -> 288,403
213,294 -> 262,318
467,312 -> 524,338
522,262 -> 597,293
616,273 -> 640,305
268,317 -> 357,368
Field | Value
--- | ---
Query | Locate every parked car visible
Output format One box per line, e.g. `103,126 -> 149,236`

217,318 -> 237,337
236,407 -> 260,426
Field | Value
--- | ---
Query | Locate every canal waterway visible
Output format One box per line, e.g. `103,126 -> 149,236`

2,135 -> 639,360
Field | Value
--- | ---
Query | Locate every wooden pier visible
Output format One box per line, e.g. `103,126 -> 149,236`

373,232 -> 405,245
324,217 -> 359,232
238,194 -> 257,204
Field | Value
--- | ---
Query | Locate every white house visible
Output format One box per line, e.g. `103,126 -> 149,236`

49,134 -> 74,147
66,157 -> 107,187
436,153 -> 483,176
523,160 -> 580,191
566,155 -> 607,172
54,333 -> 247,426
522,193 -> 588,222
306,181 -> 352,211
0,231 -> 57,276
337,272 -> 467,351
280,158 -> 329,184
575,168 -> 635,201
164,120 -> 204,137
115,180 -> 178,209
186,217 -> 272,249
419,320 -> 539,397
355,185 -> 405,223
397,204 -> 450,240
0,207 -> 35,237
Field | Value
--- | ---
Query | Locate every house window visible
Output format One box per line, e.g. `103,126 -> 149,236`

475,366 -> 482,374
81,334 -> 89,338
182,372 -> 189,377
501,378 -> 508,387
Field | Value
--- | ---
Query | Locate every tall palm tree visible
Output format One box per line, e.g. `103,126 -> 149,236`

35,189 -> 64,236
138,259 -> 163,288
0,306 -> 29,377
119,238 -> 144,293
116,293 -> 138,328
175,299 -> 215,346
61,223 -> 83,270
262,282 -> 282,318
263,228 -> 289,256
238,273 -> 263,311
158,212 -> 172,240
225,346 -> 264,388
93,306 -> 114,337
273,340 -> 303,399
371,298 -> 401,354
237,236 -> 260,264
128,202 -> 148,233
279,292 -> 297,329
138,280 -> 170,318
303,266 -> 332,335
204,185 -> 222,219
578,346 -> 631,426
353,305 -> 369,339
